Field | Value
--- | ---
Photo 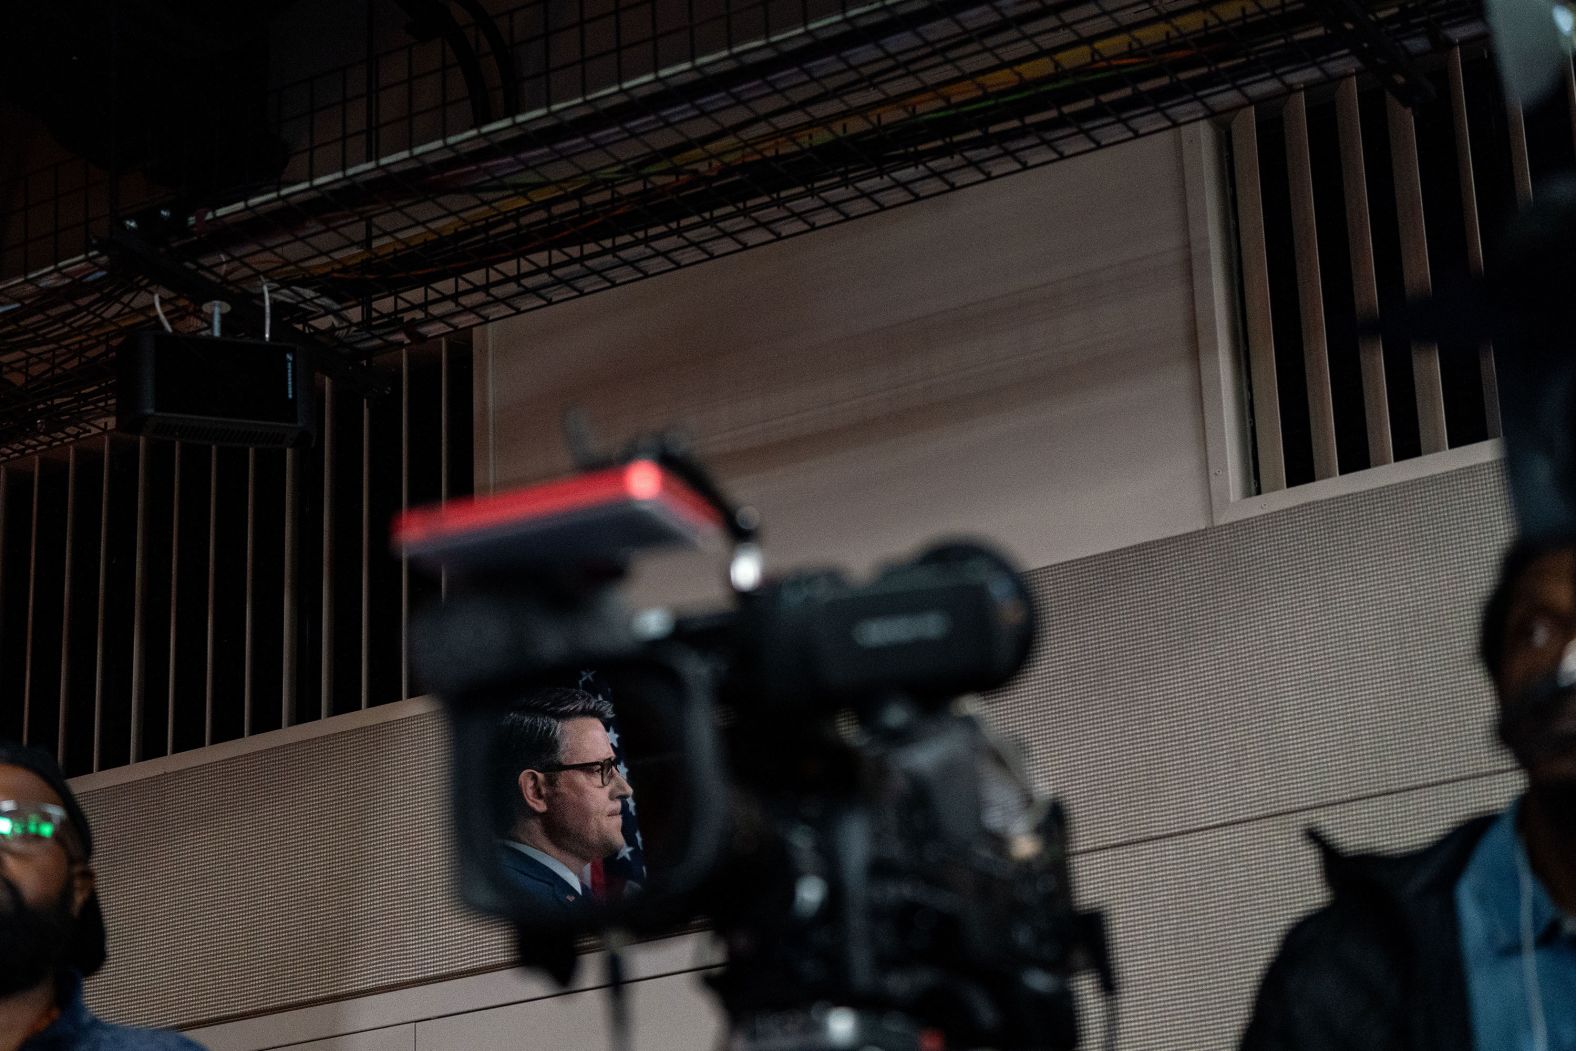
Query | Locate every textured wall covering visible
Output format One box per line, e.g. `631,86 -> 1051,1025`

478,132 -> 1216,585
986,456 -> 1518,1045
79,458 -> 1518,1047
80,707 -> 515,1029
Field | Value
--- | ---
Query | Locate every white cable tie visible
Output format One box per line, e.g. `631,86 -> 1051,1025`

153,293 -> 173,333
262,281 -> 272,342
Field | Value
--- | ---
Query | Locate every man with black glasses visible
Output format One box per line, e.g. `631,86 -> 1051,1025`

0,739 -> 204,1050
495,688 -> 633,918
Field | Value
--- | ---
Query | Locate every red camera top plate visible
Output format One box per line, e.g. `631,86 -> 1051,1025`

391,460 -> 726,574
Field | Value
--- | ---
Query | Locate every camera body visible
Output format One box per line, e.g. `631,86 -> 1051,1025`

399,453 -> 1109,1051
708,701 -> 1099,1051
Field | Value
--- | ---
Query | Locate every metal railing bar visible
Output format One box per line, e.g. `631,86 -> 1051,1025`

401,348 -> 410,702
1336,78 -> 1394,467
321,379 -> 335,721
92,438 -> 108,770
1229,107 -> 1286,493
129,438 -> 148,761
1284,93 -> 1338,479
205,448 -> 216,746
165,442 -> 181,756
57,447 -> 76,764
22,458 -> 39,743
361,401 -> 370,710
440,341 -> 450,603
0,468 -> 7,742
1387,94 -> 1448,455
1508,96 -> 1533,205
243,449 -> 256,736
1447,49 -> 1501,439
282,448 -> 298,728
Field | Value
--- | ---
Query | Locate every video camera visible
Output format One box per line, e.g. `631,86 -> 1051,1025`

394,439 -> 1113,1051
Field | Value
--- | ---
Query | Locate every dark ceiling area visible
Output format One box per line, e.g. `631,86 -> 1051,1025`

0,0 -> 1487,462
0,1 -> 299,194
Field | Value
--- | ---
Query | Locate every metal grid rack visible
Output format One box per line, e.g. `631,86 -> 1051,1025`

0,0 -> 1487,461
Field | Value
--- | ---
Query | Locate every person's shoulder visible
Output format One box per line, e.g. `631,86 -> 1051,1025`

1238,888 -> 1409,1049
496,845 -> 577,909
1237,816 -> 1496,1050
496,843 -> 555,883
1266,815 -> 1496,983
138,1031 -> 207,1050
1267,887 -> 1401,981
1316,812 -> 1498,900
82,1018 -> 209,1050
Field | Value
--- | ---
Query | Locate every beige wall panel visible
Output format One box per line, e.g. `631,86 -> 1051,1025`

186,935 -> 721,1051
991,458 -> 1514,854
278,1027 -> 415,1051
1076,768 -> 1520,1049
81,709 -> 512,1032
190,767 -> 1519,1051
79,453 -> 1512,1040
478,131 -> 1212,578
414,970 -> 725,1051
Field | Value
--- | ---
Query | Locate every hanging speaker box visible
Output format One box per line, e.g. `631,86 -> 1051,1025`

115,330 -> 316,448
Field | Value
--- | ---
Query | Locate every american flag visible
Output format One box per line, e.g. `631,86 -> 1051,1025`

578,670 -> 647,901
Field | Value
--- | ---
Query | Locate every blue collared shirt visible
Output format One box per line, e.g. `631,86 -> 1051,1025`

1455,800 -> 1576,1051
21,971 -> 204,1050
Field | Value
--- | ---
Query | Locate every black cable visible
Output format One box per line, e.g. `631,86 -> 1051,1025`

449,0 -> 521,117
394,0 -> 495,126
605,937 -> 633,1051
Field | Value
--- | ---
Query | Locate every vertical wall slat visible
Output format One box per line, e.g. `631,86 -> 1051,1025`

57,448 -> 76,763
1508,98 -> 1534,206
243,448 -> 256,736
440,342 -> 450,602
0,468 -> 7,731
129,437 -> 148,762
205,448 -> 217,746
1283,94 -> 1339,479
321,379 -> 335,720
22,458 -> 39,743
1336,80 -> 1394,467
1566,58 -> 1576,160
361,401 -> 370,710
282,449 -> 298,728
166,443 -> 182,755
1387,95 -> 1449,455
1447,50 -> 1501,439
1229,108 -> 1287,492
92,437 -> 109,771
401,349 -> 410,701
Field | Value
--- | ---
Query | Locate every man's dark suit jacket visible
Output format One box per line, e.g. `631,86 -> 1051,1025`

495,842 -> 592,920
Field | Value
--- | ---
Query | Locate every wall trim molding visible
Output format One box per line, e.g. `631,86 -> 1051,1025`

1214,439 -> 1504,525
183,934 -> 720,1051
70,695 -> 442,793
1183,119 -> 1254,519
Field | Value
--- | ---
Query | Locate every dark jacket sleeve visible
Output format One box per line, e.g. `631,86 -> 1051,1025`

1239,897 -> 1407,1051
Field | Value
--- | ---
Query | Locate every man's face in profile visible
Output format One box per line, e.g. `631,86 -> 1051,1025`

537,718 -> 630,864
1494,547 -> 1576,783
